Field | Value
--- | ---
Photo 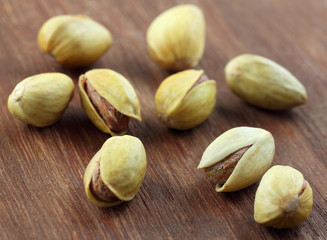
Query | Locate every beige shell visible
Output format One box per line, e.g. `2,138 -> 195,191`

7,73 -> 74,127
254,165 -> 313,229
147,4 -> 205,70
84,135 -> 147,207
78,69 -> 142,135
225,54 -> 307,110
38,15 -> 112,67
197,126 -> 275,192
155,69 -> 216,130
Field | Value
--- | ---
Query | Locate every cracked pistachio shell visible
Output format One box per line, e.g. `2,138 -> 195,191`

254,165 -> 313,229
197,127 -> 275,192
147,4 -> 205,70
84,135 -> 147,207
225,54 -> 307,110
38,15 -> 112,67
78,69 -> 142,136
7,73 -> 74,127
155,69 -> 216,130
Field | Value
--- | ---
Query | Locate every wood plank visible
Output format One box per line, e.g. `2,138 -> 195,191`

0,0 -> 326,239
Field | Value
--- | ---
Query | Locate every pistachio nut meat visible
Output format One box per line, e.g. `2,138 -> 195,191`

198,126 -> 275,192
84,135 -> 147,207
78,69 -> 142,136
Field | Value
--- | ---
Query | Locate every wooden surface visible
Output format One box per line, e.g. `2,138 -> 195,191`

1,0 -> 327,239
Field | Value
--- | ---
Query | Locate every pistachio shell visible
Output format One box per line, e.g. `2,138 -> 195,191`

225,54 -> 307,110
155,69 -> 216,130
254,165 -> 313,229
147,4 -> 205,70
78,69 -> 141,135
84,135 -> 147,207
38,15 -> 112,67
198,127 -> 275,192
7,73 -> 74,127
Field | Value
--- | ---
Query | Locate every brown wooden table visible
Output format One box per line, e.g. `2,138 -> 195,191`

1,0 -> 326,239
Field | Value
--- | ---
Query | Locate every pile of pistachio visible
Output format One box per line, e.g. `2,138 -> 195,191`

7,4 -> 312,229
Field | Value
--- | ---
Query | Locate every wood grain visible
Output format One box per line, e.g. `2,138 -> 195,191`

1,0 -> 327,239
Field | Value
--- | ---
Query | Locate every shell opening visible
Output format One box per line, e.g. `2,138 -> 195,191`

280,180 -> 307,214
83,76 -> 130,134
188,74 -> 209,93
204,145 -> 252,189
90,159 -> 120,203
298,180 -> 307,197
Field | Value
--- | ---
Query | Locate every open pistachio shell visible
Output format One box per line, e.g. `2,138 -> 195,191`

155,69 -> 216,130
84,135 -> 147,207
225,54 -> 307,110
254,165 -> 313,229
38,15 -> 112,67
147,4 -> 205,70
197,126 -> 275,192
78,69 -> 141,136
7,73 -> 74,127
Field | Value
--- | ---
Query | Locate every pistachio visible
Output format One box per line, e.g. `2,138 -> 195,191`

254,165 -> 313,229
78,69 -> 141,135
38,15 -> 112,67
155,69 -> 216,130
198,127 -> 275,192
7,73 -> 74,127
84,135 -> 147,207
147,4 -> 205,70
225,54 -> 307,110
